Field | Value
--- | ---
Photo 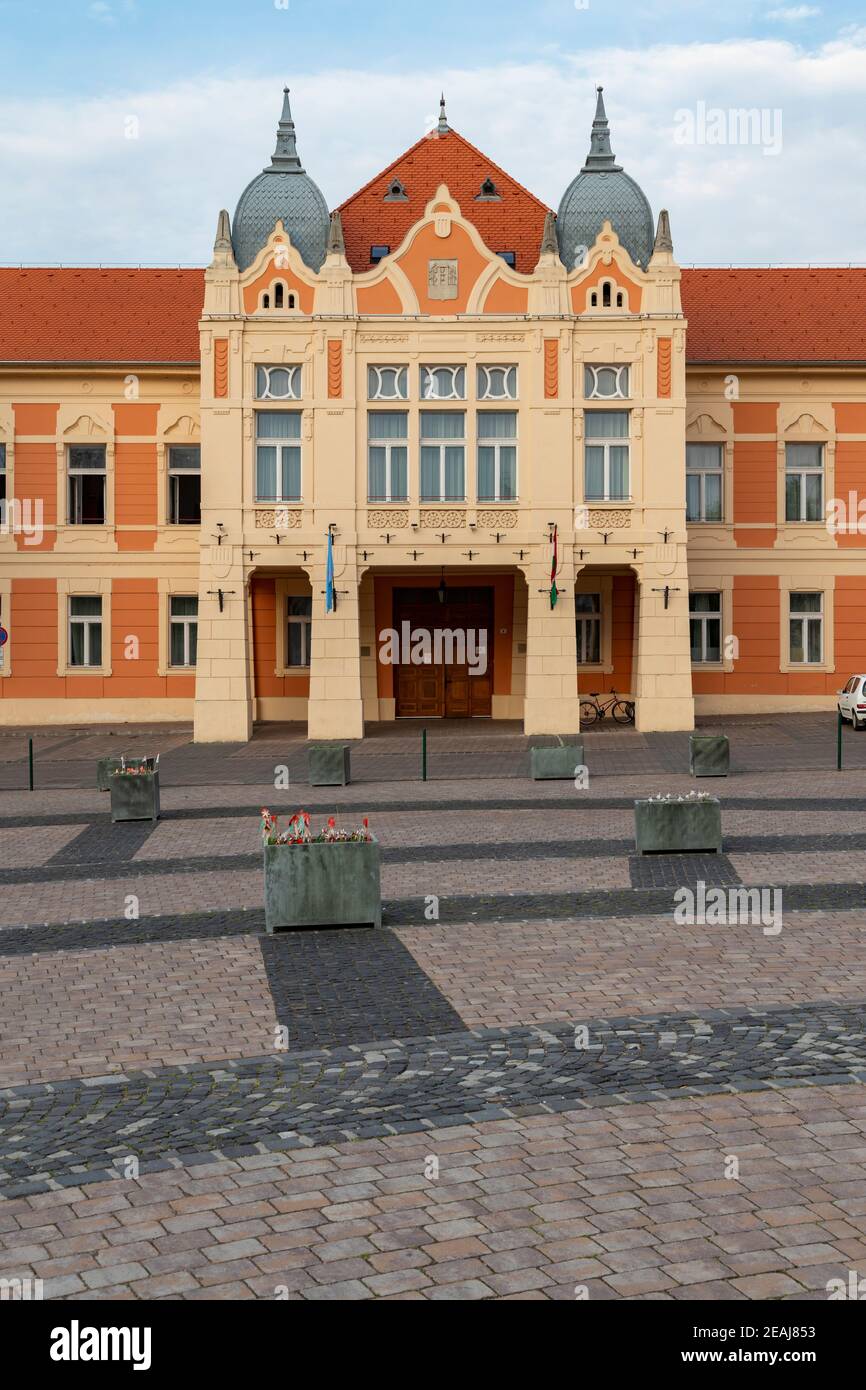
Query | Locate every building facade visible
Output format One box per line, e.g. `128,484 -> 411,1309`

1,90 -> 864,739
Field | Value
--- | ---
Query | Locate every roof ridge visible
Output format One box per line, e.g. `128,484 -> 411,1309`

337,125 -> 551,216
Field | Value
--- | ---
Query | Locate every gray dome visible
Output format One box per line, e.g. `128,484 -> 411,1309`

557,89 -> 654,272
232,89 -> 329,274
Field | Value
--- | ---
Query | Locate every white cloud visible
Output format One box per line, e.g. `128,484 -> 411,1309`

766,6 -> 822,20
0,32 -> 864,266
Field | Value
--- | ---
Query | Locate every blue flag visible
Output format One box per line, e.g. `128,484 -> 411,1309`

326,530 -> 336,613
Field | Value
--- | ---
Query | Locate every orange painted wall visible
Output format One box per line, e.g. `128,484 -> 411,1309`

13,402 -> 58,551
611,574 -> 635,695
394,222 -> 489,315
482,277 -> 529,314
834,403 -> 866,550
570,262 -> 643,314
356,278 -> 403,315
1,579 -> 59,698
732,402 -> 778,548
112,404 -> 158,551
251,577 -> 310,699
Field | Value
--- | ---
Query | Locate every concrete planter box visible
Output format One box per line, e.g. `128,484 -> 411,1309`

690,735 -> 730,779
308,744 -> 351,787
635,798 -> 722,854
97,755 -> 153,792
531,744 -> 585,781
263,838 -> 381,933
110,772 -> 160,823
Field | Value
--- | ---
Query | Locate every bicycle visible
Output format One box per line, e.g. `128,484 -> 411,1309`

580,689 -> 635,726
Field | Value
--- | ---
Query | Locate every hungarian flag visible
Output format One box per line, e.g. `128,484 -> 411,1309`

550,524 -> 559,610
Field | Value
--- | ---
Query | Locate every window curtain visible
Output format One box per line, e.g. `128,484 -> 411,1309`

585,412 -> 628,439
477,412 -> 516,439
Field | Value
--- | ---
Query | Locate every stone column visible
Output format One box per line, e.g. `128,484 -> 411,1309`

633,562 -> 695,732
193,558 -> 254,744
522,557 -> 583,735
306,554 -> 365,741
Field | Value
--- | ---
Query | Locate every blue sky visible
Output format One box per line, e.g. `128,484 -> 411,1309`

0,0 -> 864,263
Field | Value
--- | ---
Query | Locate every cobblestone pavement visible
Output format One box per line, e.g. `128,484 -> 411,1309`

2,729 -> 866,1299
2,1085 -> 865,1301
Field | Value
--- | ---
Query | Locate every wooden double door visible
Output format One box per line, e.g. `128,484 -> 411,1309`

394,587 -> 493,719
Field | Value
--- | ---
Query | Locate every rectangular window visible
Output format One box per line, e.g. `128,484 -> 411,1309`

255,412 -> 301,502
686,443 -> 724,523
585,366 -> 630,401
69,595 -> 102,668
168,446 -> 201,525
575,593 -> 602,665
68,445 -> 106,525
477,366 -> 518,401
477,412 -> 517,501
584,412 -> 629,501
287,595 -> 312,668
367,412 -> 408,502
786,443 -> 824,522
690,592 -> 722,664
368,366 -> 408,401
420,412 -> 465,502
421,366 -> 466,401
169,595 -> 198,668
790,592 -> 823,664
256,365 -> 302,401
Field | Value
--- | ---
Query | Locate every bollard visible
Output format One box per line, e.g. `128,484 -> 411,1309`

838,709 -> 844,772
28,736 -> 34,791
421,728 -> 428,783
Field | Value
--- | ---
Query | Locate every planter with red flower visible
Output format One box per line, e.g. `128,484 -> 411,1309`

110,758 -> 161,823
261,809 -> 381,933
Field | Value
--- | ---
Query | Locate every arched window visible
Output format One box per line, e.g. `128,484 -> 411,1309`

616,291 -> 624,308
262,293 -> 270,309
590,291 -> 598,308
274,283 -> 284,309
287,292 -> 296,310
602,281 -> 612,308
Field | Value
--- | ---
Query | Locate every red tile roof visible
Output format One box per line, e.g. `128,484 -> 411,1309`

0,267 -> 203,364
1,260 -> 864,368
680,267 -> 866,363
337,126 -> 550,275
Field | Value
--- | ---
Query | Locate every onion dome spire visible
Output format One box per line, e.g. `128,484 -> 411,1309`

582,86 -> 623,173
268,87 -> 304,172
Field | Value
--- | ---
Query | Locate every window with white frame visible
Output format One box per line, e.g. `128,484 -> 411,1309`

368,366 -> 408,401
68,446 -> 106,525
785,443 -> 824,523
686,443 -> 724,523
255,412 -> 301,502
368,412 -> 408,502
287,595 -> 312,668
690,593 -> 722,664
256,365 -> 302,401
421,365 -> 466,401
584,412 -> 629,501
789,592 -> 823,664
69,595 -> 102,668
169,596 -> 198,668
477,412 -> 517,501
584,365 -> 629,401
420,412 -> 465,501
168,446 -> 201,525
575,593 -> 602,665
477,365 -> 517,401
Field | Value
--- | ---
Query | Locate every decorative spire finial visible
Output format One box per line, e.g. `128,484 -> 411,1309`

438,93 -> 449,134
539,210 -> 558,257
327,210 -> 346,257
213,208 -> 232,253
653,208 -> 674,255
581,85 -> 622,174
268,86 -> 305,173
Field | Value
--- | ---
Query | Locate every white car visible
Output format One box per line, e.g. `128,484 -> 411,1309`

838,676 -> 866,729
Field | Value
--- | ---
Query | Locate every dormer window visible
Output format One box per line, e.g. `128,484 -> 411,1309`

476,177 -> 501,202
497,251 -> 516,268
384,179 -> 408,202
371,245 -> 390,265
